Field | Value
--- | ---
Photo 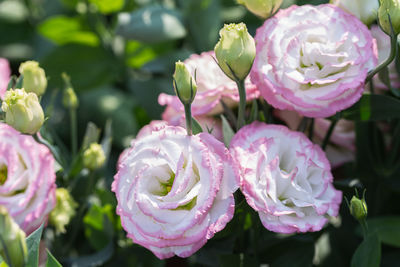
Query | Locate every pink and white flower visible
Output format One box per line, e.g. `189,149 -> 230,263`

0,123 -> 57,235
230,122 -> 342,233
370,25 -> 400,90
251,4 -> 377,118
275,110 -> 355,167
112,126 -> 239,259
0,58 -> 11,99
158,51 -> 259,118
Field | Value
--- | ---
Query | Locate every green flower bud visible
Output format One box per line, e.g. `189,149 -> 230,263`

379,0 -> 400,35
83,143 -> 106,170
0,206 -> 28,267
63,87 -> 79,109
237,0 -> 283,19
214,23 -> 256,82
350,195 -> 368,221
173,61 -> 197,105
1,88 -> 44,135
49,188 -> 78,234
18,61 -> 47,96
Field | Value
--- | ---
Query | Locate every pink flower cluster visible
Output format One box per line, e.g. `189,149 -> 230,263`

110,3 -> 391,259
0,123 -> 57,234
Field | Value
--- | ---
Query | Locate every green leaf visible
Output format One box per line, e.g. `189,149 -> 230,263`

125,41 -> 160,69
64,242 -> 113,267
351,233 -> 381,267
79,88 -> 138,148
83,204 -> 114,250
219,254 -> 258,267
142,49 -> 193,73
270,242 -> 314,267
116,5 -> 186,43
38,16 -> 99,46
221,115 -> 235,147
45,250 -> 62,267
366,216 -> 400,247
41,44 -> 119,91
192,117 -> 203,134
248,100 -> 258,123
342,94 -> 400,121
179,0 -> 221,51
26,224 -> 44,267
89,0 -> 124,14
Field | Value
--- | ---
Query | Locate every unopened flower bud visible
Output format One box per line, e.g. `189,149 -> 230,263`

237,0 -> 283,19
1,88 -> 44,134
49,188 -> 78,234
173,61 -> 197,105
0,206 -> 28,267
63,87 -> 79,109
83,143 -> 106,170
214,23 -> 256,81
331,0 -> 379,26
18,61 -> 47,96
350,195 -> 368,221
379,0 -> 400,35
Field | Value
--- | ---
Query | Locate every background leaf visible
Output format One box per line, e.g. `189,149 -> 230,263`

342,95 -> 400,121
351,233 -> 381,267
26,224 -> 44,267
116,5 -> 186,43
39,16 -> 99,47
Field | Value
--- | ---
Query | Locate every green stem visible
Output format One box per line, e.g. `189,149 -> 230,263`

236,79 -> 247,130
366,31 -> 398,82
70,108 -> 78,157
359,219 -> 369,239
322,119 -> 338,151
297,117 -> 309,132
308,118 -> 315,141
184,103 -> 192,136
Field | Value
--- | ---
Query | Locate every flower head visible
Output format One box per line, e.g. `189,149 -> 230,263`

215,23 -> 256,81
18,61 -> 47,96
0,123 -> 57,234
83,143 -> 106,170
230,122 -> 342,233
1,88 -> 44,134
173,61 -> 197,105
237,0 -> 283,18
112,126 -> 239,259
251,4 -> 377,118
378,0 -> 400,35
49,188 -> 78,234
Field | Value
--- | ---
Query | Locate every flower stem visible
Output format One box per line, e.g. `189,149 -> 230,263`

359,219 -> 369,239
184,103 -> 192,136
366,29 -> 398,82
236,79 -> 247,130
322,119 -> 338,151
70,108 -> 78,156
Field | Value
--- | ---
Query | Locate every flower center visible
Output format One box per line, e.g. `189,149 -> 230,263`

0,164 -> 7,185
